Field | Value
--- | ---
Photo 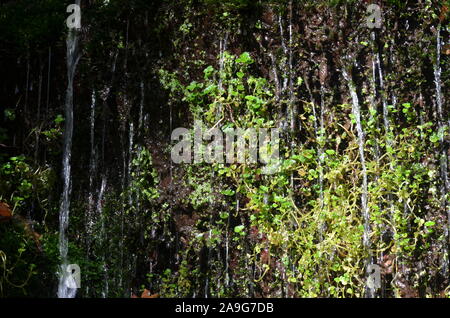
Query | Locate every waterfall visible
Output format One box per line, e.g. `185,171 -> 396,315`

46,47 -> 51,115
85,90 -> 96,296
128,123 -> 134,206
371,32 -> 390,133
269,52 -> 280,99
87,91 -> 97,243
224,213 -> 230,288
57,1 -> 81,298
34,62 -> 43,163
343,69 -> 374,297
371,32 -> 391,297
318,85 -> 325,220
127,122 -> 136,289
287,0 -> 296,196
118,123 -> 133,295
434,24 -> 449,277
288,0 -> 295,135
97,176 -> 108,298
218,34 -> 228,90
278,14 -> 288,93
139,81 -> 145,130
121,121 -> 134,295
217,33 -> 228,118
24,53 -> 30,117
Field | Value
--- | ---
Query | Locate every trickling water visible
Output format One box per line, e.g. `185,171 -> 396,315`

377,51 -> 389,132
224,222 -> 230,287
372,32 -> 390,133
371,33 -> 391,296
278,14 -> 288,93
434,26 -> 448,188
34,63 -> 43,163
343,70 -> 369,245
288,1 -> 295,135
343,69 -> 373,297
270,52 -> 281,103
126,122 -> 135,294
139,81 -> 145,130
309,71 -> 326,222
433,25 -> 449,277
128,123 -> 134,206
57,5 -> 81,297
118,123 -> 133,295
24,53 -> 30,116
368,55 -> 380,160
85,90 -> 97,296
217,33 -> 228,118
218,34 -> 228,90
46,47 -> 51,115
318,86 -> 325,202
287,1 -> 296,194
87,91 -> 97,243
97,176 -> 108,298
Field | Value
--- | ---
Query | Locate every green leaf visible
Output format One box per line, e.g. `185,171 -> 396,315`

186,81 -> 199,91
288,277 -> 297,283
259,185 -> 269,193
234,225 -> 245,233
4,108 -> 15,121
221,189 -> 235,196
220,212 -> 229,219
430,134 -> 439,143
54,114 -> 65,124
236,52 -> 253,64
203,66 -> 214,79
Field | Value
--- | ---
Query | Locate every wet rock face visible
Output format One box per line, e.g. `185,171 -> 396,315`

319,57 -> 328,86
1,0 -> 449,298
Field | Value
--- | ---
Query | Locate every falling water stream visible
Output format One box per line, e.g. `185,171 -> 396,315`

343,68 -> 373,298
318,85 -> 325,234
57,1 -> 81,298
126,122 -> 134,295
217,33 -> 228,119
371,32 -> 390,134
434,25 -> 449,277
87,91 -> 97,241
85,90 -> 97,296
371,31 -> 389,297
97,176 -> 108,298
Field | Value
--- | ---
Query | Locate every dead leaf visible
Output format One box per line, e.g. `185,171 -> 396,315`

0,202 -> 12,222
443,44 -> 450,55
141,289 -> 159,298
